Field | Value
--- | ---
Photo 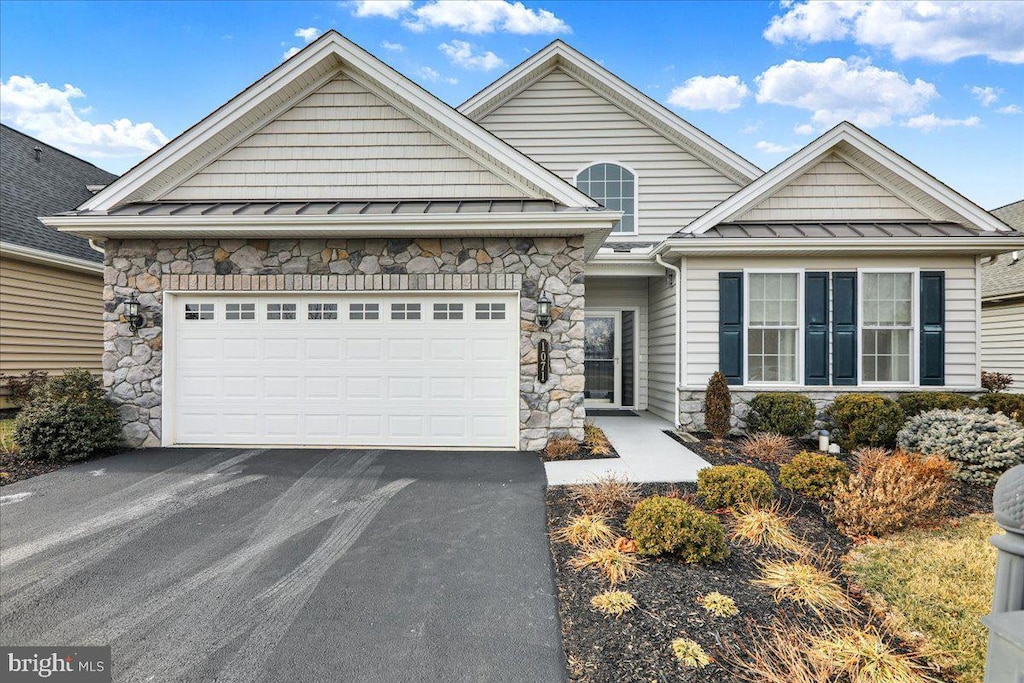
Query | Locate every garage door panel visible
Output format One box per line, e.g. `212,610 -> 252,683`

171,293 -> 518,448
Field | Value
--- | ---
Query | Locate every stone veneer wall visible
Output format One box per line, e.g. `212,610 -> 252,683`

678,388 -> 979,436
102,236 -> 586,450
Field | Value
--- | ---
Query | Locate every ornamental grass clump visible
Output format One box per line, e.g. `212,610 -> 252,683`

720,621 -> 840,683
779,452 -> 851,500
897,408 -> 1024,485
671,638 -> 711,669
697,464 -> 775,509
625,495 -> 729,563
568,473 -> 641,515
730,502 -> 809,555
698,591 -> 739,618
543,436 -> 579,459
832,449 -> 955,537
812,625 -> 934,683
569,545 -> 644,585
583,421 -> 613,456
590,590 -> 637,617
754,557 -> 853,618
551,514 -> 616,548
739,432 -> 797,463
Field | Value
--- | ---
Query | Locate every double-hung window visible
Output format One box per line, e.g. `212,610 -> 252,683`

746,272 -> 800,383
861,271 -> 914,383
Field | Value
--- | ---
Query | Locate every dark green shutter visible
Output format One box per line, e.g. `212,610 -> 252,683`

832,272 -> 857,385
719,272 -> 743,385
805,272 -> 829,385
920,271 -> 945,385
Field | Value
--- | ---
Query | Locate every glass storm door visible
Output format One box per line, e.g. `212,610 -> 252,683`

584,313 -> 621,407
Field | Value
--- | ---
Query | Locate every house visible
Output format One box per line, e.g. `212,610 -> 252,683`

982,200 -> 1024,392
42,31 -> 1024,449
0,124 -> 118,405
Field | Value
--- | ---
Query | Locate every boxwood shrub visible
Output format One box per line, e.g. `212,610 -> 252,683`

697,464 -> 774,509
13,369 -> 122,462
625,495 -> 729,562
779,451 -> 851,500
896,391 -> 976,417
746,392 -> 816,437
825,394 -> 904,451
976,392 -> 1024,421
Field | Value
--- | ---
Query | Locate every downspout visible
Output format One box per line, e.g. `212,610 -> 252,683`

89,239 -> 105,255
655,253 -> 682,428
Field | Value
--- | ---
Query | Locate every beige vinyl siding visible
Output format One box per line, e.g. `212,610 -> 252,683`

647,273 -> 677,420
476,69 -> 743,241
736,154 -> 926,222
585,276 -> 649,409
982,300 -> 1024,393
683,255 -> 979,389
0,255 -> 103,384
163,75 -> 528,201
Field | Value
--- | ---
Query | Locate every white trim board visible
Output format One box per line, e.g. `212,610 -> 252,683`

0,241 -> 103,274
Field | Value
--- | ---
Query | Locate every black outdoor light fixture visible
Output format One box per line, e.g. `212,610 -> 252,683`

536,292 -> 552,329
124,293 -> 145,333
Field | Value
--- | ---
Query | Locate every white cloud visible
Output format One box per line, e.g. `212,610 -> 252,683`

446,77 -> 459,85
404,0 -> 569,34
282,46 -> 302,60
0,75 -> 167,159
666,75 -> 749,112
351,0 -> 413,19
294,27 -> 322,43
415,66 -> 441,82
381,40 -> 405,52
755,140 -> 800,154
794,123 -> 815,135
739,120 -> 762,134
755,57 -> 938,130
997,104 -> 1023,115
764,1 -> 1024,64
970,85 -> 1001,106
439,40 -> 505,70
902,113 -> 981,132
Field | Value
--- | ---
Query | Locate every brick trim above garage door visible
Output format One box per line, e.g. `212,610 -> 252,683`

160,273 -> 524,292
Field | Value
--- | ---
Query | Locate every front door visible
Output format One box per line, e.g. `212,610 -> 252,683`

584,312 -> 621,407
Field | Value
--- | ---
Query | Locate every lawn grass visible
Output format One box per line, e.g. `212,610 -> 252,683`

843,514 -> 999,683
0,418 -> 18,455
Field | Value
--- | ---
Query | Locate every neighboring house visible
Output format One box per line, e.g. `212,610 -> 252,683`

0,124 -> 118,405
42,32 -> 1023,449
982,199 -> 1024,392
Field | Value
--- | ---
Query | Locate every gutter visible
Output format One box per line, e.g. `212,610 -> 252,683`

655,253 -> 682,429
653,236 -> 1024,258
0,241 -> 103,274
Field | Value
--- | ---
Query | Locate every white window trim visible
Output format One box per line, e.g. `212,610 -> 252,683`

573,160 -> 639,236
857,267 -> 919,387
743,268 -> 805,388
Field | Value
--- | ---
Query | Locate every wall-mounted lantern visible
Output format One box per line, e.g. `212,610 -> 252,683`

124,293 -> 145,333
536,293 -> 552,329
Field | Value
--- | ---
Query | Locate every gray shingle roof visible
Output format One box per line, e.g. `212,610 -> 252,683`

983,200 -> 1024,299
0,124 -> 118,263
673,221 -> 1004,239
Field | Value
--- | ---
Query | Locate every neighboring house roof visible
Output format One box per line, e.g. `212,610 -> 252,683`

0,124 -> 116,264
983,199 -> 1024,300
78,30 -> 599,213
458,40 -> 762,187
677,122 -> 1017,236
676,221 -> 1012,239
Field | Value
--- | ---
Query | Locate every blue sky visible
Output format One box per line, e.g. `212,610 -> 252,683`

1,0 -> 1022,208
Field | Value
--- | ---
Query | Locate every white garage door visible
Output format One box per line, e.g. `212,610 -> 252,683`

168,292 -> 519,448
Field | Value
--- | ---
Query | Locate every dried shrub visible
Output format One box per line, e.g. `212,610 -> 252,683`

614,536 -> 637,553
698,591 -> 739,618
754,557 -> 853,617
896,408 -> 1023,485
569,545 -> 644,585
720,621 -> 839,683
705,371 -> 732,440
625,495 -> 729,562
583,421 -> 613,456
812,624 -> 935,683
747,392 -> 817,437
832,450 -> 955,537
981,370 -> 1014,393
551,514 -> 616,548
567,474 -> 641,515
896,391 -> 975,417
825,394 -> 905,451
976,392 -> 1024,422
697,464 -> 775,509
730,502 -> 809,555
543,436 -> 579,459
590,590 -> 637,617
671,638 -> 710,669
779,452 -> 851,500
738,432 -> 797,463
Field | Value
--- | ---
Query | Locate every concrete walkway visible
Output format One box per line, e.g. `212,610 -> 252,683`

545,411 -> 710,485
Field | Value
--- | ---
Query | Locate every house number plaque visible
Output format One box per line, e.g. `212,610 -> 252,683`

537,339 -> 550,383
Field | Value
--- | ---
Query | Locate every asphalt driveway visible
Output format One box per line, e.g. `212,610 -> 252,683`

0,447 -> 565,683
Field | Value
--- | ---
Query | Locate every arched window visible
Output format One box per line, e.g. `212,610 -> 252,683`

575,162 -> 637,234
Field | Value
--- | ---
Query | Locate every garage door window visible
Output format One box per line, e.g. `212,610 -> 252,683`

391,303 -> 422,320
476,303 -> 506,320
225,303 -> 256,321
184,303 -> 214,321
308,303 -> 338,320
433,303 -> 464,320
267,303 -> 297,320
350,303 -> 380,320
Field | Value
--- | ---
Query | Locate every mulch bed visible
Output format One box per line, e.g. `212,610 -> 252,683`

542,442 -> 620,462
0,453 -> 68,486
